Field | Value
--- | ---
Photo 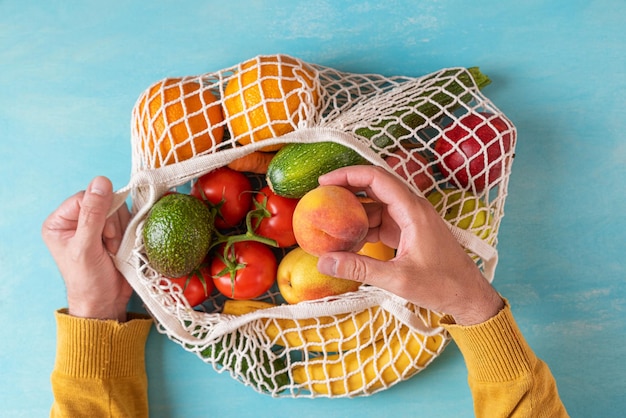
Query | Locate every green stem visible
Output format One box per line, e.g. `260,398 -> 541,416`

207,194 -> 278,298
209,209 -> 278,253
468,66 -> 492,90
212,245 -> 246,298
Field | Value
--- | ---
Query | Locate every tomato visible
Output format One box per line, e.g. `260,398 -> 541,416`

253,186 -> 299,247
167,264 -> 214,307
434,112 -> 513,192
211,241 -> 277,300
191,167 -> 253,229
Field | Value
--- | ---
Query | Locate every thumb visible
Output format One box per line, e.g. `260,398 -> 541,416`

317,251 -> 389,286
74,176 -> 114,249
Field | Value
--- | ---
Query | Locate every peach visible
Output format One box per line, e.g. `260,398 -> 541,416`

292,185 -> 369,256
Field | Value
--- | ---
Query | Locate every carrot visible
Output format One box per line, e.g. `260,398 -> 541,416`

227,151 -> 275,174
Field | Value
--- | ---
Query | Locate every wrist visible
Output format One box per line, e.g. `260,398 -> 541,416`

68,300 -> 128,322
451,287 -> 504,326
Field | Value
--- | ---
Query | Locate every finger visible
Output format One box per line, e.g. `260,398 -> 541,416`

317,251 -> 391,287
74,176 -> 114,250
103,211 -> 122,254
103,202 -> 128,241
118,202 -> 131,230
41,190 -> 86,252
103,202 -> 130,254
319,165 -> 412,207
361,200 -> 383,228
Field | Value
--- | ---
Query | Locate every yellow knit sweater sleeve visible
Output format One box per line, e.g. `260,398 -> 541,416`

50,310 -> 153,418
441,300 -> 569,418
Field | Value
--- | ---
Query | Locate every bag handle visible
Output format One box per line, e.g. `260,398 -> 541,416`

448,225 -> 498,282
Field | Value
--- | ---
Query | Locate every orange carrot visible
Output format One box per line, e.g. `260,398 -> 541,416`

227,151 -> 275,174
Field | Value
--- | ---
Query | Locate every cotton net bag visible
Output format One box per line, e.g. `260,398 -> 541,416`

111,54 -> 516,398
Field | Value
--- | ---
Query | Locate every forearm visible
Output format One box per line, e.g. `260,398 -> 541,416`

50,310 -> 153,418
441,300 -> 569,418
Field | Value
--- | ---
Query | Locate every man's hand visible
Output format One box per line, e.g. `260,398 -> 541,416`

42,176 -> 132,322
316,166 -> 504,326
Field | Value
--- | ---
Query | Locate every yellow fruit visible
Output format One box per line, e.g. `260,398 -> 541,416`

222,299 -> 277,315
291,320 -> 445,395
277,247 -> 361,304
357,241 -> 396,261
267,307 -> 393,352
221,300 -> 393,352
427,188 -> 492,240
223,55 -> 319,151
136,77 -> 224,168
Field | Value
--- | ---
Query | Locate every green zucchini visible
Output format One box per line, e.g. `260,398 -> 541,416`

355,67 -> 491,148
266,67 -> 491,199
267,141 -> 368,198
199,330 -> 289,393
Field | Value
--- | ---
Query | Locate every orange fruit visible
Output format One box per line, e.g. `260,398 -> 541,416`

136,77 -> 224,168
357,241 -> 396,261
223,54 -> 319,151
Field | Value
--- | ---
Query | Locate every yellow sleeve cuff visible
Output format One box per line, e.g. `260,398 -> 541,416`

440,299 -> 535,382
53,309 -> 153,379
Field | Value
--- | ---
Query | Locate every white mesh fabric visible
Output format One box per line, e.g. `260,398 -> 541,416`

111,54 -> 516,397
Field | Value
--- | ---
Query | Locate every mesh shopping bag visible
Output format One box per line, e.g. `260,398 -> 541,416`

110,54 -> 516,397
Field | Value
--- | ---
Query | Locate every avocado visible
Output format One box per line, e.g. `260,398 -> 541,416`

142,193 -> 214,278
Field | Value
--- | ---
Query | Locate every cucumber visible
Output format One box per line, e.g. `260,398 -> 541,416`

199,330 -> 289,393
355,67 -> 491,149
267,142 -> 368,198
266,68 -> 491,199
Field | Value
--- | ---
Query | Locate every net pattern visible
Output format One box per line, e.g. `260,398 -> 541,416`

111,54 -> 516,398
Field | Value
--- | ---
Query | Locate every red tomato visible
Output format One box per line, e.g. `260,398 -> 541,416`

434,112 -> 513,192
253,186 -> 299,247
167,264 -> 214,307
384,148 -> 434,194
191,167 -> 253,229
211,241 -> 277,300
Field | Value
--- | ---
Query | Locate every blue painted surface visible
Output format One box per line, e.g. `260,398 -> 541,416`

1,1 -> 625,416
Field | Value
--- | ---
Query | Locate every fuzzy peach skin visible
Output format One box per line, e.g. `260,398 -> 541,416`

292,185 -> 369,257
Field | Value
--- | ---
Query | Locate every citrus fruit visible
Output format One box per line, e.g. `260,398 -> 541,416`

427,188 -> 492,240
357,241 -> 396,261
223,54 -> 319,151
143,193 -> 214,278
136,77 -> 224,168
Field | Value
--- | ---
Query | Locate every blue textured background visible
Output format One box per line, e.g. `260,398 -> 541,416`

1,1 -> 625,416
